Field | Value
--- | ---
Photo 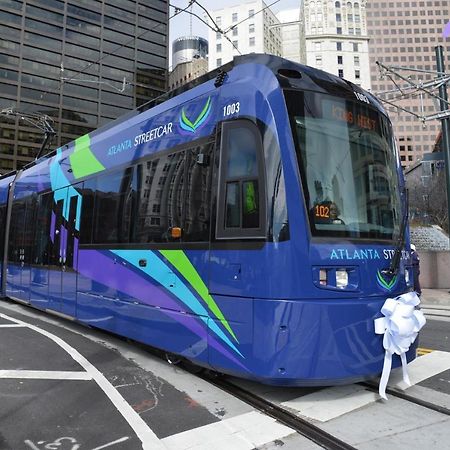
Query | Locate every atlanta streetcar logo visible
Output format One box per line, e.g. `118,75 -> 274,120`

376,269 -> 398,291
179,96 -> 212,133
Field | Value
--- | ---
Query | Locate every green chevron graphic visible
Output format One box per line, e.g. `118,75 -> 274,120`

376,270 -> 398,291
160,249 -> 239,343
69,134 -> 105,179
180,97 -> 212,133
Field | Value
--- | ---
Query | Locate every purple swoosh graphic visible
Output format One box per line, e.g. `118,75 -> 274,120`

50,211 -> 56,243
444,21 -> 450,38
77,249 -> 247,370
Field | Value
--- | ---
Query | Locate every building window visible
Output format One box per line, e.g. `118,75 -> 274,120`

216,16 -> 221,25
336,13 -> 342,21
249,9 -> 254,17
336,41 -> 342,51
337,27 -> 342,34
232,40 -> 238,50
249,37 -> 255,46
217,58 -> 222,66
353,42 -> 358,51
249,23 -> 255,33
354,55 -> 360,65
232,28 -> 238,36
216,43 -> 222,52
337,55 -> 343,64
349,27 -> 354,34
216,32 -> 221,39
355,69 -> 360,79
355,28 -> 361,35
338,69 -> 344,77
316,55 -> 322,65
335,1 -> 341,7
232,12 -> 238,22
315,42 -> 321,51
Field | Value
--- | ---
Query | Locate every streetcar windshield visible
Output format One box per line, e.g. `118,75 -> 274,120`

285,90 -> 401,240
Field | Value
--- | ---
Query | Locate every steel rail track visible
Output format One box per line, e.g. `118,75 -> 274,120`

200,372 -> 357,450
360,381 -> 450,416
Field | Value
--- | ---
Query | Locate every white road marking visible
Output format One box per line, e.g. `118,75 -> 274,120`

0,313 -> 163,450
91,436 -> 130,450
0,324 -> 26,327
0,370 -> 92,380
388,350 -> 450,390
282,385 -> 378,422
422,308 -> 450,318
161,411 -> 295,450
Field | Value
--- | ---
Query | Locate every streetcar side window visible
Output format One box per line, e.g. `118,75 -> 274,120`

135,151 -> 185,243
217,120 -> 266,239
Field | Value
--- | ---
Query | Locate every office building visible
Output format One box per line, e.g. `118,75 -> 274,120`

276,8 -> 307,64
169,35 -> 209,89
304,0 -> 371,89
366,0 -> 450,168
207,0 -> 283,71
0,0 -> 169,174
169,57 -> 208,90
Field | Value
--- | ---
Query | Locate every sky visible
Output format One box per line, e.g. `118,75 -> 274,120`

168,0 -> 301,67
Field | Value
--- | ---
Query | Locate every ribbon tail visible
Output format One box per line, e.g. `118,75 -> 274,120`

379,350 -> 393,400
400,352 -> 411,386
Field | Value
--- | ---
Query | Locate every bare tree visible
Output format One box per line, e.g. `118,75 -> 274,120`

409,166 -> 449,231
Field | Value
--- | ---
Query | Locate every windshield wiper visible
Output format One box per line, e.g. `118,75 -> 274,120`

382,188 -> 408,277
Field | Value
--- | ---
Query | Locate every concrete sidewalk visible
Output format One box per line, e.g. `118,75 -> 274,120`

420,288 -> 450,320
421,288 -> 450,308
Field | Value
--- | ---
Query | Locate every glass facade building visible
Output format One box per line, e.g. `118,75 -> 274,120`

366,0 -> 450,169
0,0 -> 169,173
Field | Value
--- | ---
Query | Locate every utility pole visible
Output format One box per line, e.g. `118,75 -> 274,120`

435,46 -> 450,237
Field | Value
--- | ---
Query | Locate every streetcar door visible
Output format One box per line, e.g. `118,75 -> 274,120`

30,192 -> 53,309
48,191 -> 64,312
7,200 -> 26,300
47,186 -> 79,317
6,196 -> 36,302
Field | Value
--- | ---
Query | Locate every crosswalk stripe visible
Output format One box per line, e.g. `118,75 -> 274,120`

161,411 -> 295,450
281,351 -> 450,422
0,370 -> 92,380
282,385 -> 378,422
388,350 -> 450,390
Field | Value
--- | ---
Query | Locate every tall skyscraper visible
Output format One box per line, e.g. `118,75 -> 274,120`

366,0 -> 450,168
172,36 -> 208,69
169,35 -> 209,89
207,0 -> 283,71
0,0 -> 169,174
304,0 -> 371,89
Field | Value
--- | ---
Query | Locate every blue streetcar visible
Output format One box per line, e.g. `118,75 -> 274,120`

0,55 -> 417,385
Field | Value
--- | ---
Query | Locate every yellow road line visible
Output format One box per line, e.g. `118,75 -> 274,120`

417,347 -> 434,356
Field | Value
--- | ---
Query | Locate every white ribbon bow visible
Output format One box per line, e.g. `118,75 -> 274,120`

374,291 -> 426,400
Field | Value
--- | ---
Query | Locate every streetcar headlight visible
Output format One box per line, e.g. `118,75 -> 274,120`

405,268 -> 410,285
336,269 -> 349,289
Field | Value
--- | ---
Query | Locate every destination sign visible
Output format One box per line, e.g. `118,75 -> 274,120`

322,99 -> 381,134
